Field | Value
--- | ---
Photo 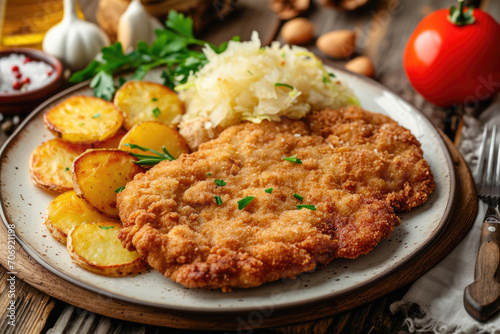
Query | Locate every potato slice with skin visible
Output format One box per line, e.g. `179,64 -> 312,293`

72,149 -> 145,217
30,138 -> 89,193
44,96 -> 123,144
119,121 -> 189,159
114,81 -> 184,130
45,190 -> 120,245
67,222 -> 147,277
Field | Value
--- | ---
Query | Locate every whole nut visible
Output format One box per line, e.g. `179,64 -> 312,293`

316,30 -> 356,58
270,0 -> 311,20
319,0 -> 372,11
345,56 -> 375,77
281,18 -> 314,45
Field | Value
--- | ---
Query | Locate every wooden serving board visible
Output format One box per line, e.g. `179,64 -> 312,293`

0,132 -> 477,331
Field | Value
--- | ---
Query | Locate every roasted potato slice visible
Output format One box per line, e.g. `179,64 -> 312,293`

29,138 -> 89,193
72,149 -> 145,217
44,96 -> 123,144
114,81 -> 184,130
119,121 -> 189,159
45,190 -> 120,245
67,222 -> 147,276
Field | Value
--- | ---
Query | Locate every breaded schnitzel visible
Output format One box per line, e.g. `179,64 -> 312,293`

307,107 -> 434,212
117,106 -> 434,290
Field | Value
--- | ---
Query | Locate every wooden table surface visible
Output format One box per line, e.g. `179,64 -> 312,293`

0,0 -> 498,333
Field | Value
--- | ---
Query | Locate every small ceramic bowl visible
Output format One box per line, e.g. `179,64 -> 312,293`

0,48 -> 64,115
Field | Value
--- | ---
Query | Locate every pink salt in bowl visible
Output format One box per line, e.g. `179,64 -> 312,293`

0,48 -> 64,115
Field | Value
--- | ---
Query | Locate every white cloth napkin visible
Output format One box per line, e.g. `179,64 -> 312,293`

390,93 -> 500,334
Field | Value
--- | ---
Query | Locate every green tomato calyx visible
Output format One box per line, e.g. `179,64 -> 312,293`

448,0 -> 476,26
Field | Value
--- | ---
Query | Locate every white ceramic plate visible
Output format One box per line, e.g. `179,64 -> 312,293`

0,68 -> 455,313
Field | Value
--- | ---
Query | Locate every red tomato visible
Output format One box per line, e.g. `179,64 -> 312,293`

403,2 -> 500,107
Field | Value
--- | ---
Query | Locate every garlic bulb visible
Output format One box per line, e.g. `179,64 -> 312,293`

43,0 -> 110,71
117,0 -> 163,52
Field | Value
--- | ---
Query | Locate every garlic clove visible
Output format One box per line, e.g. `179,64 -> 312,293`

118,0 -> 164,52
43,0 -> 110,71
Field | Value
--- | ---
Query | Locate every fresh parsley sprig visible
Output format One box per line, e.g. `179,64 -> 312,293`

124,143 -> 175,167
70,11 -> 239,100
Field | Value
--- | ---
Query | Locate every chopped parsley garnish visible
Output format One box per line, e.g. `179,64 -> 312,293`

283,156 -> 302,164
275,83 -> 294,90
79,122 -> 84,126
65,167 -> 70,172
323,76 -> 330,83
214,196 -> 222,205
152,97 -> 158,102
297,204 -> 316,211
115,186 -> 125,193
214,179 -> 226,186
99,226 -> 115,230
207,172 -> 212,176
329,72 -> 336,78
264,188 -> 273,194
238,196 -> 255,210
152,107 -> 161,117
92,113 -> 101,119
123,143 -> 175,167
293,193 -> 304,201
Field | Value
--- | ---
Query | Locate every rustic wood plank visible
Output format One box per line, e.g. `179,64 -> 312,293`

482,0 -> 500,22
0,266 -> 56,334
200,0 -> 280,46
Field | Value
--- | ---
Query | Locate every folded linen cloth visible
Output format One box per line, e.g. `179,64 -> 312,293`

390,93 -> 500,334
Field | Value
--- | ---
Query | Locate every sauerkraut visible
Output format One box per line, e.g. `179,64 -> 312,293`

176,31 -> 358,130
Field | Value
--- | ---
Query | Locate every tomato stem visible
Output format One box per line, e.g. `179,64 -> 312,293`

448,0 -> 476,26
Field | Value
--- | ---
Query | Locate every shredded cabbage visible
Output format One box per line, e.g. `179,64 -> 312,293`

177,31 -> 358,129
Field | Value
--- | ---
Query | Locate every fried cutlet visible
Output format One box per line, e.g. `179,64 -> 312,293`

117,106 -> 434,290
306,107 -> 434,212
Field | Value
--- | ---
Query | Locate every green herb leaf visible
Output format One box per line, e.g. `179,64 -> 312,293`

124,143 -> 175,167
99,226 -> 115,230
90,70 -> 115,101
264,188 -> 273,194
238,196 -> 255,210
283,156 -> 302,164
115,186 -> 125,193
65,167 -> 70,172
297,204 -> 316,211
152,97 -> 158,102
69,60 -> 100,83
214,196 -> 222,205
293,193 -> 304,201
152,107 -> 161,117
166,10 -> 194,39
275,83 -> 294,90
92,113 -> 101,119
214,179 -> 226,187
207,172 -> 212,176
329,72 -> 336,78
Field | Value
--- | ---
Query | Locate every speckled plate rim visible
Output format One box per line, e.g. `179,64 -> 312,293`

0,66 -> 456,314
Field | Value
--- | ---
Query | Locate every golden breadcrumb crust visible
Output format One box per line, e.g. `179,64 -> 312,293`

117,106 -> 434,290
